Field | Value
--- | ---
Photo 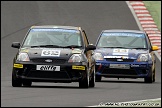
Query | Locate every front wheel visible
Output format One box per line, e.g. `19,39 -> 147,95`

23,80 -> 32,87
79,71 -> 89,88
12,71 -> 22,87
89,66 -> 95,87
95,75 -> 102,82
144,69 -> 154,83
153,69 -> 155,82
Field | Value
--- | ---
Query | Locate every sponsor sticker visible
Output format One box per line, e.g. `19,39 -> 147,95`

36,65 -> 60,71
104,56 -> 129,59
96,63 -> 101,65
31,28 -> 79,33
72,49 -> 82,54
14,64 -> 23,68
20,49 -> 29,53
131,64 -> 140,67
102,33 -> 144,37
117,59 -> 123,61
41,50 -> 60,56
72,66 -> 85,70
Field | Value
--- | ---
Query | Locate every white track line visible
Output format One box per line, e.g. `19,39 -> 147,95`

87,98 -> 161,107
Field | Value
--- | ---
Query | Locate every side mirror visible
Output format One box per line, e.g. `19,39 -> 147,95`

86,44 -> 96,51
152,45 -> 159,51
11,42 -> 20,48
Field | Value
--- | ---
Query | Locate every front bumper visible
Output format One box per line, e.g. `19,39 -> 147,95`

95,61 -> 153,78
13,62 -> 87,82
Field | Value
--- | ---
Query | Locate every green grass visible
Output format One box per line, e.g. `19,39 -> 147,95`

143,1 -> 161,31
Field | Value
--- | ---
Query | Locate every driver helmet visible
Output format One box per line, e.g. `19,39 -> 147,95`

35,32 -> 49,45
106,36 -> 117,44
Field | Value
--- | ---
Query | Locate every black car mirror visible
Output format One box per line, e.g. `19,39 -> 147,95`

86,44 -> 96,51
11,42 -> 20,48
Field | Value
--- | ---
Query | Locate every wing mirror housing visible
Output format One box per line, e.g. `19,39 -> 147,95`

152,45 -> 159,51
85,44 -> 96,51
11,42 -> 20,48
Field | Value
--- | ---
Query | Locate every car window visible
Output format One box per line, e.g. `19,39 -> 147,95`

22,28 -> 82,47
97,32 -> 147,49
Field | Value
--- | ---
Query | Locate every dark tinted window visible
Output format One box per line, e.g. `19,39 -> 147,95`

22,28 -> 82,47
97,32 -> 147,49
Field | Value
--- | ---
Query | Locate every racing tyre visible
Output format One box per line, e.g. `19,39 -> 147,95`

12,71 -> 22,87
89,67 -> 95,87
79,71 -> 89,88
144,70 -> 153,83
95,75 -> 101,82
23,80 -> 32,87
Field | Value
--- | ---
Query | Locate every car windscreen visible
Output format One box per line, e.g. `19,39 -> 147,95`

22,28 -> 83,48
96,32 -> 147,49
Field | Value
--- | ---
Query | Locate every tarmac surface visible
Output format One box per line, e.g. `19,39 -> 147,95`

1,1 -> 161,107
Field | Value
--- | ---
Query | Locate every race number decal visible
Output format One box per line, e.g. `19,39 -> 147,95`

112,49 -> 129,55
36,65 -> 60,71
41,50 -> 60,56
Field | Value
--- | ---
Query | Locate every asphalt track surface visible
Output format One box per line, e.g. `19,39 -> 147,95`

1,1 -> 161,107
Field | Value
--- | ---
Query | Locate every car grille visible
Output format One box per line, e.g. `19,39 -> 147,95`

102,68 -> 137,75
105,58 -> 134,62
27,70 -> 70,79
31,58 -> 66,64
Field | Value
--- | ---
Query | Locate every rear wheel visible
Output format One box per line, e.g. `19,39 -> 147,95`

12,71 -> 22,87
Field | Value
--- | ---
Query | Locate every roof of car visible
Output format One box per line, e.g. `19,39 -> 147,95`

102,29 -> 145,34
30,25 -> 81,30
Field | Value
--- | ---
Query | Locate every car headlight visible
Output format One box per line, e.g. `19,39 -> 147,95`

93,53 -> 104,60
137,54 -> 149,62
68,54 -> 82,62
17,53 -> 30,61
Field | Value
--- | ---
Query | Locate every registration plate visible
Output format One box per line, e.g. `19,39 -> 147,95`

109,64 -> 130,69
36,65 -> 60,71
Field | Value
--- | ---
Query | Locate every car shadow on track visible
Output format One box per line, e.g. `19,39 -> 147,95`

96,77 -> 161,84
21,83 -> 94,89
21,86 -> 95,89
96,78 -> 148,84
98,80 -> 144,84
97,80 -> 160,84
24,85 -> 79,89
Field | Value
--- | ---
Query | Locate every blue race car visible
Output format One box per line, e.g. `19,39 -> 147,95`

93,30 -> 159,83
